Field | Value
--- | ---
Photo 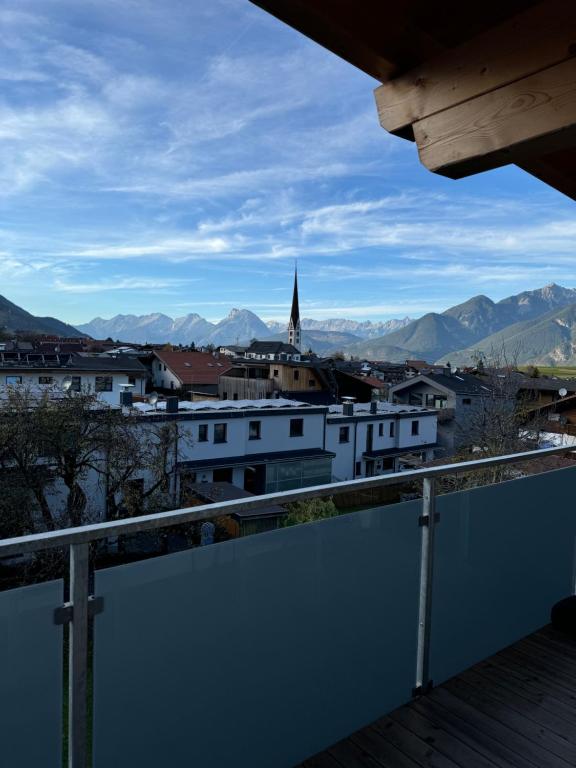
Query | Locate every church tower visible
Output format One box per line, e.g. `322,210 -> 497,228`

287,264 -> 301,351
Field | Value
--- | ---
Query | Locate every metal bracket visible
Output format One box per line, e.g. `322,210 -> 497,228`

419,513 -> 440,527
412,680 -> 434,697
54,595 -> 104,625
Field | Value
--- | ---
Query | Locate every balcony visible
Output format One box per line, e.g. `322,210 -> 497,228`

1,446 -> 576,767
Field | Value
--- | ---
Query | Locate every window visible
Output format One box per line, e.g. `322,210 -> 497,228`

213,467 -> 233,483
222,392 -> 227,400
293,370 -> 300,381
462,398 -> 472,405
273,369 -> 279,377
308,379 -> 316,387
38,376 -> 53,385
249,420 -> 261,440
198,424 -> 208,442
339,426 -> 350,443
411,420 -> 419,436
290,418 -> 304,437
70,376 -> 82,392
5,375 -> 22,385
214,423 -> 227,443
389,422 -> 395,438
378,423 -> 384,437
95,376 -> 113,392
128,376 -> 136,385
355,461 -> 362,476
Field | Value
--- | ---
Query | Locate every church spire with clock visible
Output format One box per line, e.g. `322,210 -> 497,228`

287,263 -> 301,351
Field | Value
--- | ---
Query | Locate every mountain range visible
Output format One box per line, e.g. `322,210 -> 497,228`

5,283 -> 576,366
0,294 -> 84,338
75,311 -> 413,349
346,284 -> 576,364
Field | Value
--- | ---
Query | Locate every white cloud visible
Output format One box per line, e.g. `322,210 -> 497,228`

53,276 -> 193,293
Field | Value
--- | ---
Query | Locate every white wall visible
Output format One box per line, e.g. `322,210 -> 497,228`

326,414 -> 438,481
174,410 -> 325,464
325,426 -> 355,481
397,415 -> 437,448
1,371 -> 146,405
152,359 -> 181,390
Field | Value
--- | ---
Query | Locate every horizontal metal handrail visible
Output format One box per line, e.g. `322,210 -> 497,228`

0,444 -> 573,557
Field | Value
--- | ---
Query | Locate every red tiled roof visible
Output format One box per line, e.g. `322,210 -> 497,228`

154,350 -> 232,385
352,375 -> 385,389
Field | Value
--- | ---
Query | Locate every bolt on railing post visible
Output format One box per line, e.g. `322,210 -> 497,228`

68,542 -> 90,768
415,477 -> 437,694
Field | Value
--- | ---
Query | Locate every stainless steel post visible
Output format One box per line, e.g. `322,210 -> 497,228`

415,477 -> 436,693
68,542 -> 90,767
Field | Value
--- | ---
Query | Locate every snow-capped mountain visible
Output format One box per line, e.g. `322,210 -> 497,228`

201,309 -> 271,346
266,317 -> 413,338
76,313 -> 215,345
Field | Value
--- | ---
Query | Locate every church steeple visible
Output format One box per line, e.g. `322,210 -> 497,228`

287,263 -> 301,351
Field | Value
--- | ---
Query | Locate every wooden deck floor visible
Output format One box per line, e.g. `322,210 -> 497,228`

299,626 -> 576,768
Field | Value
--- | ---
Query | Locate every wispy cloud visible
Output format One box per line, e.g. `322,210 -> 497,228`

53,276 -> 194,293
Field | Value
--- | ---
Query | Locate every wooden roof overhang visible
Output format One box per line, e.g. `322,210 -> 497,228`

250,0 -> 576,199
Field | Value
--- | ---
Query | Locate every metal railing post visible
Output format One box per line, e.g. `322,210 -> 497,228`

68,542 -> 90,768
415,477 -> 437,694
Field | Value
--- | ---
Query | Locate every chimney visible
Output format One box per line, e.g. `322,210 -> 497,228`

444,361 -> 452,376
370,401 -> 378,414
120,390 -> 133,407
342,396 -> 355,416
165,396 -> 179,414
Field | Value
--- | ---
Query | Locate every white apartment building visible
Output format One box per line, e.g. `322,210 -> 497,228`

0,351 -> 147,405
325,401 -> 438,481
0,394 -> 438,531
135,397 -> 438,493
135,398 -> 333,495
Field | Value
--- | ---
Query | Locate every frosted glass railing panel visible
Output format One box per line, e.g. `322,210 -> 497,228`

431,468 -> 576,686
0,579 -> 63,767
94,501 -> 421,768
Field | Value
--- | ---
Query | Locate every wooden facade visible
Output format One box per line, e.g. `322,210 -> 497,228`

251,0 -> 576,199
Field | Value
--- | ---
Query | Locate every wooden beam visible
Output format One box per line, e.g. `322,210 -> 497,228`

250,0 -> 446,81
518,148 -> 576,200
375,0 -> 576,137
413,57 -> 576,178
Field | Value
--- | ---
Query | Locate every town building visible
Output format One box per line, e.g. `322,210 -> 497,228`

151,349 -> 232,396
218,358 -> 387,405
0,349 -> 147,404
135,396 -> 438,493
325,400 -> 437,480
244,340 -> 301,361
388,367 -> 502,454
138,398 -> 334,495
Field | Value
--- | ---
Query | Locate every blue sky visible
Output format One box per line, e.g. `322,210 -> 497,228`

1,0 -> 576,326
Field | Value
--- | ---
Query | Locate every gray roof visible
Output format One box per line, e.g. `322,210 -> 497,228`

246,341 -> 300,355
185,482 -> 285,520
392,372 -> 496,396
516,377 -> 576,392
0,351 -> 147,374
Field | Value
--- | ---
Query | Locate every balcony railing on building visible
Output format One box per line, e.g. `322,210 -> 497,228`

1,445 -> 575,767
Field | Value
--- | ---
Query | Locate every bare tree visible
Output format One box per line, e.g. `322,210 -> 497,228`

0,387 -> 190,536
0,387 -> 58,533
437,347 -> 548,491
